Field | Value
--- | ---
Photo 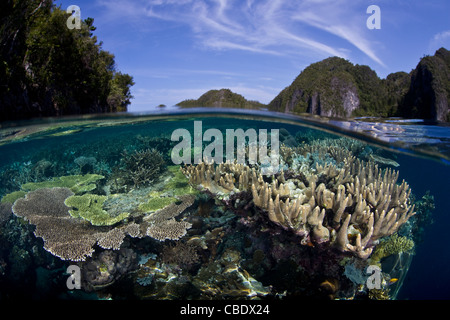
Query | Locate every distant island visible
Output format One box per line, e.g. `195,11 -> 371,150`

0,0 -> 134,122
179,48 -> 450,122
177,89 -> 266,110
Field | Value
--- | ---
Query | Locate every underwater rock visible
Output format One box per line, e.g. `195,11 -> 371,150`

80,248 -> 138,292
193,248 -> 271,299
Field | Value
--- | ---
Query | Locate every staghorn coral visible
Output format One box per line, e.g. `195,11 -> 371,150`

182,157 -> 416,260
182,161 -> 262,196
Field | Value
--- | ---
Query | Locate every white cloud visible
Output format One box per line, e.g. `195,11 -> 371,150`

95,0 -> 382,62
430,30 -> 450,51
292,1 -> 386,67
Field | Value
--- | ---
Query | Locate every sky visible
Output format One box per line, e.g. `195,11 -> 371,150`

55,0 -> 450,113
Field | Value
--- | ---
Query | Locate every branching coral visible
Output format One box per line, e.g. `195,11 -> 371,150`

182,157 -> 416,259
120,148 -> 166,188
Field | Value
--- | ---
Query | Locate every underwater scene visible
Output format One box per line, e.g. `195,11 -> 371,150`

0,109 -> 449,301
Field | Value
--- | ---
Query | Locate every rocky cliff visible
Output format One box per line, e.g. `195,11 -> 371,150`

399,48 -> 450,122
268,57 -> 395,119
268,48 -> 450,122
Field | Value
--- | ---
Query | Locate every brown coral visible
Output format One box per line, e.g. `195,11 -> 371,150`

182,157 -> 415,260
11,187 -> 140,261
143,194 -> 195,241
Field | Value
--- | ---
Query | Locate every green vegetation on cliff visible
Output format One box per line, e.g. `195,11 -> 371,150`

0,0 -> 134,121
177,89 -> 266,110
400,48 -> 450,122
268,57 -> 401,118
268,48 -> 450,122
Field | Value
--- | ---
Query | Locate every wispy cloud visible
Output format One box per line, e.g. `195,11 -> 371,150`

291,0 -> 386,67
429,30 -> 450,51
95,0 -> 386,65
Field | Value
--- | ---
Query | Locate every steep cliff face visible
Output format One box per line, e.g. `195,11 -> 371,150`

268,49 -> 450,122
268,57 -> 383,119
400,48 -> 450,122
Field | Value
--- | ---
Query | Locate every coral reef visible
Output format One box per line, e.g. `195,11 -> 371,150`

182,157 -> 415,260
161,242 -> 200,268
0,121 -> 430,301
138,195 -> 177,213
192,248 -> 271,299
1,190 -> 26,204
10,181 -> 196,261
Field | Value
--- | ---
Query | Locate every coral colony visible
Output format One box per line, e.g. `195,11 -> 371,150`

0,121 -> 429,300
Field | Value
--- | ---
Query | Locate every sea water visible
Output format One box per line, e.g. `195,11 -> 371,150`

0,108 -> 448,300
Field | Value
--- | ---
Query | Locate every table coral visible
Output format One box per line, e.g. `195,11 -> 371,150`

21,174 -> 104,195
64,194 -> 130,226
12,187 -> 140,261
143,194 -> 196,241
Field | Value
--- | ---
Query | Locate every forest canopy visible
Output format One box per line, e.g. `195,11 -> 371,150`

0,0 -> 134,121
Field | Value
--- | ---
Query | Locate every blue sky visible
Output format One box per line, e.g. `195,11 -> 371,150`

55,0 -> 450,113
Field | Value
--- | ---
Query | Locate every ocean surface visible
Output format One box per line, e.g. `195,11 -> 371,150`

0,107 -> 449,300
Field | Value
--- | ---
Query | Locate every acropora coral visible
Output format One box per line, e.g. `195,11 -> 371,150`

138,195 -> 177,213
21,174 -> 104,195
182,157 -> 415,260
64,194 -> 130,226
120,148 -> 166,188
11,187 -> 195,261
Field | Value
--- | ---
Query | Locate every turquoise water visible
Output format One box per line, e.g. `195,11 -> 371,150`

0,108 -> 448,300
